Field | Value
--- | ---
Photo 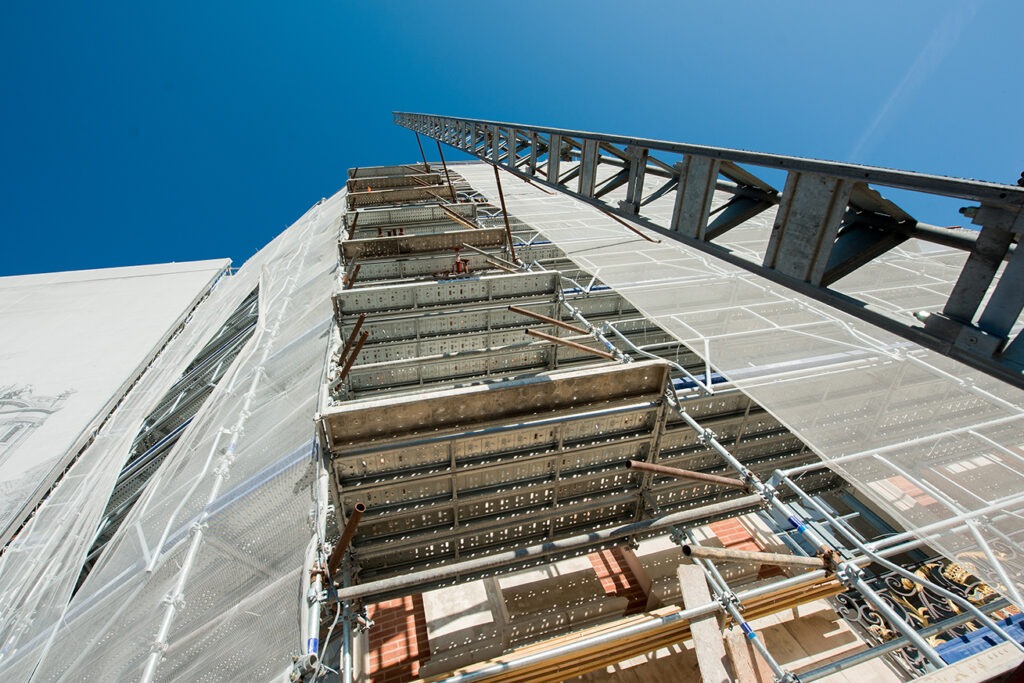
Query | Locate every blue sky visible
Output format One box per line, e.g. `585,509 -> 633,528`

2,1 -> 1021,276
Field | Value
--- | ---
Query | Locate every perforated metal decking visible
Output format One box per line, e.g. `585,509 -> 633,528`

322,361 -> 670,578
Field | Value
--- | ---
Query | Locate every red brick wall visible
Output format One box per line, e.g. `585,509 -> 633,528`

365,595 -> 429,683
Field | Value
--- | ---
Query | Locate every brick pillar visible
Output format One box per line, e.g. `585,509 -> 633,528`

710,517 -> 783,579
589,546 -> 649,615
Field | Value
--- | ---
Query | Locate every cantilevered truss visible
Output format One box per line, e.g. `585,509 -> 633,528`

394,112 -> 1024,388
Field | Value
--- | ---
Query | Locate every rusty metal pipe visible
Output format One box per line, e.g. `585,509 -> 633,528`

414,132 -> 429,171
460,242 -> 515,267
337,330 -> 369,383
682,544 -> 825,569
441,205 -> 481,230
509,305 -> 588,335
521,173 -> 556,195
436,139 -> 457,203
342,263 -> 361,290
626,460 -> 748,491
336,313 -> 367,369
346,210 -> 360,240
423,186 -> 452,203
599,207 -> 661,243
328,502 -> 366,580
404,172 -> 431,187
396,173 -> 450,202
525,328 -> 616,360
486,259 -> 517,273
492,164 -> 518,263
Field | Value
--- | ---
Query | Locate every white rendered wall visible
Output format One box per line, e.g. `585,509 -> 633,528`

0,260 -> 230,538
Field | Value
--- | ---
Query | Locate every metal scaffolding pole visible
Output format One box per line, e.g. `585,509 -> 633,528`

778,471 -> 1024,653
799,597 -> 1013,682
664,395 -> 949,669
341,564 -> 354,683
603,320 -> 713,395
840,565 -> 947,669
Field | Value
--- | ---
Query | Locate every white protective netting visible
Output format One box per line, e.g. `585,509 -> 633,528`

0,190 -> 342,681
455,161 -> 1024,609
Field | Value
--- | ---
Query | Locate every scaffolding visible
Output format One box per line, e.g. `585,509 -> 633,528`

1,116 -> 1022,683
310,156 -> 1023,683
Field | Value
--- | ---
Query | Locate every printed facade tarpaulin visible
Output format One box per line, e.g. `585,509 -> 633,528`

0,260 -> 231,541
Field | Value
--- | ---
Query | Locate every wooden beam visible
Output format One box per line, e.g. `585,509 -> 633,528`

725,627 -> 773,683
677,563 -> 731,683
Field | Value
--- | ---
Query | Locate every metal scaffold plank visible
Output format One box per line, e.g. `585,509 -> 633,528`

347,185 -> 448,209
319,360 -> 669,449
332,271 -> 561,318
345,202 -> 477,230
340,228 -> 505,262
347,172 -> 442,192
334,298 -> 554,345
348,163 -> 430,179
340,324 -> 681,396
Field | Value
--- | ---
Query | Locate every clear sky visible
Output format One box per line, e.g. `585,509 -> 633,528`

2,1 -> 1021,276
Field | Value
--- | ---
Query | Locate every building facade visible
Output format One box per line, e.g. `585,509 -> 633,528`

0,139 -> 1022,682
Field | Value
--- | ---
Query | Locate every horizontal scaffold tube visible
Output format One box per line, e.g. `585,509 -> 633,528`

508,304 -> 588,335
334,493 -> 762,602
626,459 -> 748,491
681,544 -> 825,569
525,328 -> 616,360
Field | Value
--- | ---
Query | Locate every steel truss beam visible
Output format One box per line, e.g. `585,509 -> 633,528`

394,112 -> 1024,388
